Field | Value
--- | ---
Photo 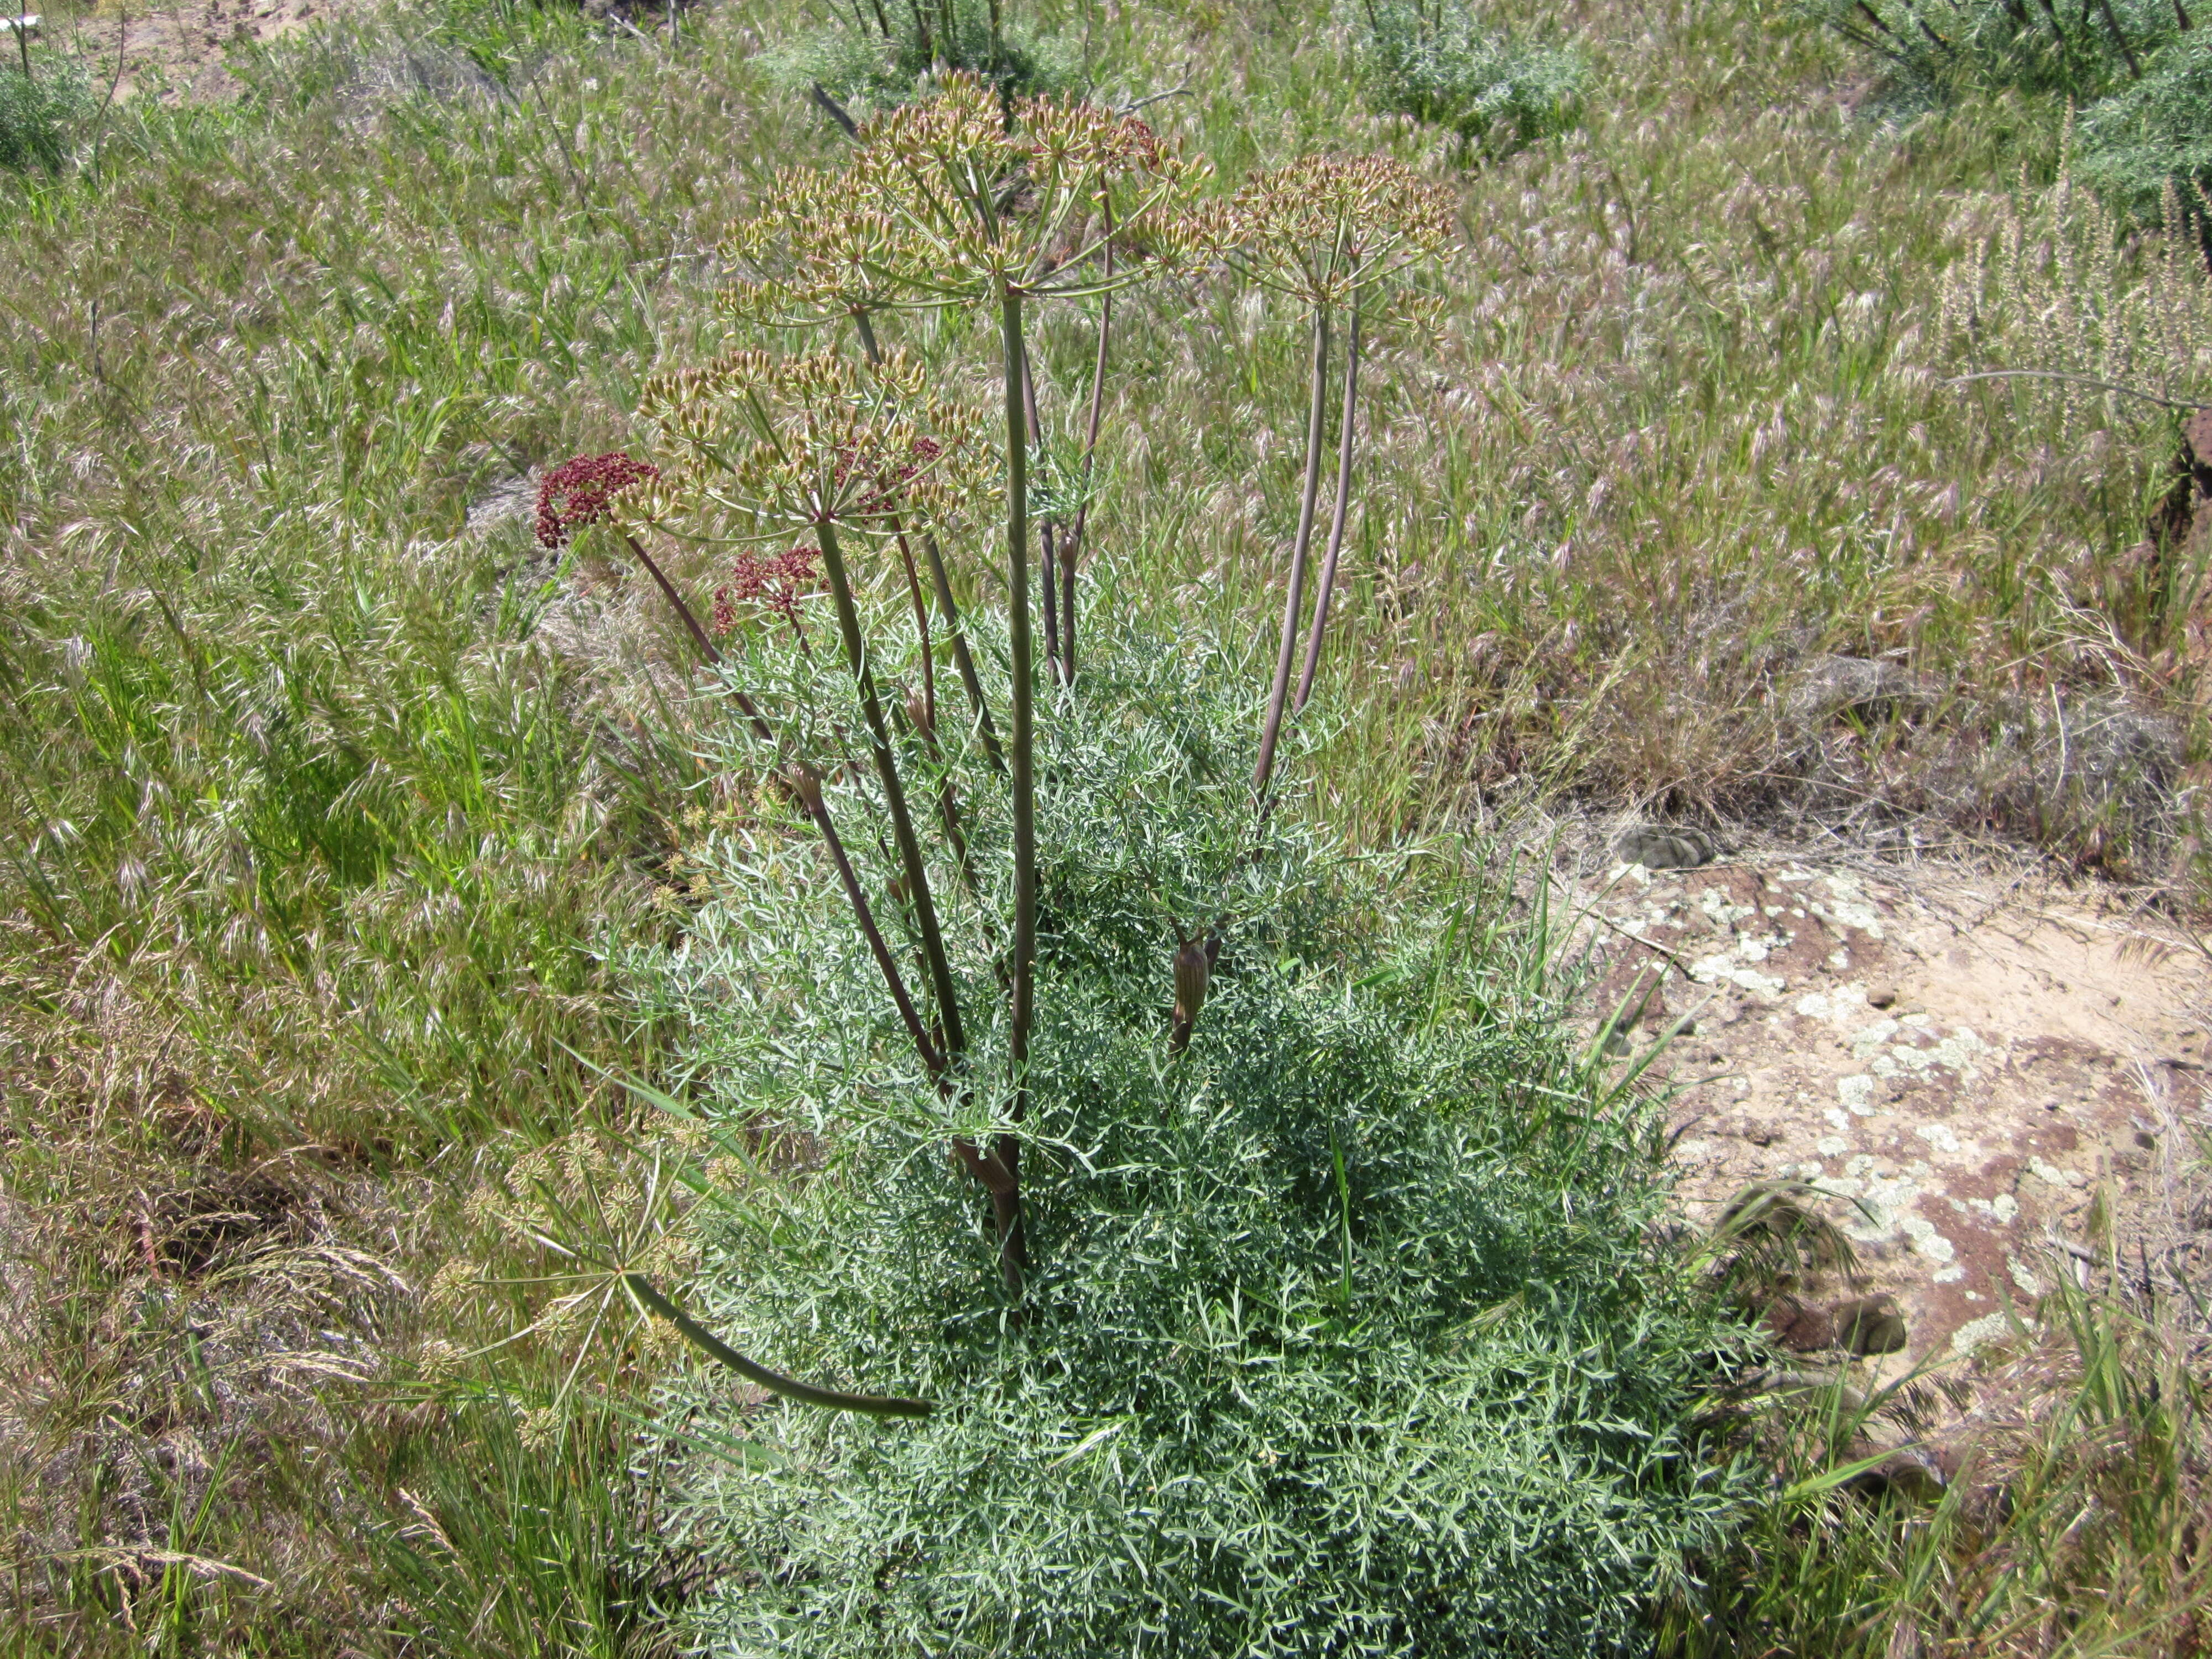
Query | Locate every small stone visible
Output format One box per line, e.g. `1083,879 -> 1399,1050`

1846,1447 -> 1946,1503
1832,1295 -> 1908,1357
1867,984 -> 1898,1010
1616,826 -> 1720,870
1761,1295 -> 1838,1353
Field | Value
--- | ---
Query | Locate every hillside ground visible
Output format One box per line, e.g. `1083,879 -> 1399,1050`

3,0 -> 2211,1648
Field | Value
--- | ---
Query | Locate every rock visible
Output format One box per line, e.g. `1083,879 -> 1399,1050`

1617,826 -> 1719,870
1844,1446 -> 1947,1503
1761,1294 -> 1838,1353
1833,1295 -> 1909,1357
1867,984 -> 1898,1010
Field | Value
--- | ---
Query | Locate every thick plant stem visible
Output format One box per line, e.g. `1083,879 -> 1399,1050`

621,1274 -> 933,1418
1000,281 -> 1035,1290
637,525 -> 941,1091
855,322 -> 934,724
893,532 -> 936,732
920,531 -> 1006,774
1064,201 -> 1114,681
1253,305 -> 1331,797
1295,294 -> 1361,715
814,518 -> 967,1063
1021,353 -> 1061,681
791,769 -> 943,1076
620,531 -> 721,666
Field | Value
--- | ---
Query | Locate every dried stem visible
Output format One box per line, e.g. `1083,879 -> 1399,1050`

1253,304 -> 1331,797
1295,289 -> 1360,714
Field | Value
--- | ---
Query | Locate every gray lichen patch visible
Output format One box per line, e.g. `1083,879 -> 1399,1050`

1566,847 -> 2208,1402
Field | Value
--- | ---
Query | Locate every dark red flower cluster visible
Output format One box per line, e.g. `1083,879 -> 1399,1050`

713,545 -> 822,635
845,435 -> 945,520
535,452 -> 661,550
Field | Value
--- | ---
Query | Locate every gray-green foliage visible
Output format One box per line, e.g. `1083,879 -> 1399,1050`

2078,34 -> 2212,218
1351,0 -> 1584,159
1807,0 -> 2174,102
761,0 -> 1079,113
1809,0 -> 2212,215
640,615 -> 1751,1657
0,51 -> 92,173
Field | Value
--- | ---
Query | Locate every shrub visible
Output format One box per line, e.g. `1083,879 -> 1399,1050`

1805,0 -> 2173,106
1352,0 -> 1585,159
0,51 -> 92,173
637,617 -> 1754,1657
2078,35 -> 2212,221
760,0 -> 1079,113
1811,0 -> 2212,219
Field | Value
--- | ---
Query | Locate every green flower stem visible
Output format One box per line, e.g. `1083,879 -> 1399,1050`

1019,351 -> 1062,682
620,531 -> 722,667
814,517 -> 968,1063
891,531 -> 937,733
633,519 -> 932,1069
920,530 -> 1006,775
1000,280 -> 1035,1290
1295,289 -> 1360,715
619,1274 -> 934,1419
1063,196 -> 1114,684
791,768 -> 944,1078
1254,304 -> 1332,797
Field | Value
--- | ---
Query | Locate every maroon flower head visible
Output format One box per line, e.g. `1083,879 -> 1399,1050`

536,452 -> 661,549
714,544 -> 822,635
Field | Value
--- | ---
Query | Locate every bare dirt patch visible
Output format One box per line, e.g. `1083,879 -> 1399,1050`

29,0 -> 347,108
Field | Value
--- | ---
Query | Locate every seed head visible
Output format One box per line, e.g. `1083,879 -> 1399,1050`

1203,155 -> 1458,306
635,348 -> 994,547
714,544 -> 822,635
720,72 -> 1207,332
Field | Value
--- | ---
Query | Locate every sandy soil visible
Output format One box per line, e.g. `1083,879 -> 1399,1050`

27,0 -> 333,106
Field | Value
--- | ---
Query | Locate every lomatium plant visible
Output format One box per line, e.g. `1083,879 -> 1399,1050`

708,73 -> 1203,1284
491,80 -> 1751,1659
1200,155 -> 1455,794
521,87 -> 1457,1421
